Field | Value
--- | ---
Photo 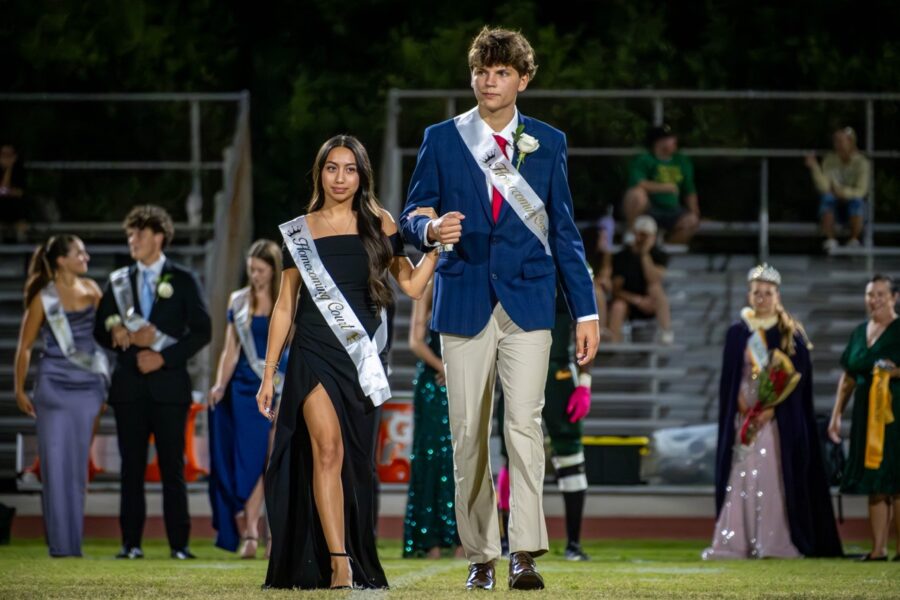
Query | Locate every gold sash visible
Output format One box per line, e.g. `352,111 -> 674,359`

864,366 -> 895,470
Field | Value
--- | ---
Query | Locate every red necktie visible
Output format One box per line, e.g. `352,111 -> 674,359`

491,135 -> 508,222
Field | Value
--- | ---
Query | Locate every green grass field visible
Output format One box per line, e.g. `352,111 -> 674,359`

0,538 -> 897,599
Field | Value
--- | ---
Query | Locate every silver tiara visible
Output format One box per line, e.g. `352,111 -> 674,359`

747,263 -> 781,286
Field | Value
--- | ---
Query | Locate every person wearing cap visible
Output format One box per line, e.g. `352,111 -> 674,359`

623,124 -> 699,245
804,127 -> 871,252
608,215 -> 673,345
704,264 -> 843,560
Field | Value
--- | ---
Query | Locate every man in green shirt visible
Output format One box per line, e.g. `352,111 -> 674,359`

623,124 -> 700,244
804,126 -> 870,252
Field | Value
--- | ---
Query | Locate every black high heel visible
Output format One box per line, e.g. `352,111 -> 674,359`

329,552 -> 354,590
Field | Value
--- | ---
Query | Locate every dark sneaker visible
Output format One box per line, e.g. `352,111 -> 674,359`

170,548 -> 197,560
565,543 -> 590,561
115,546 -> 144,559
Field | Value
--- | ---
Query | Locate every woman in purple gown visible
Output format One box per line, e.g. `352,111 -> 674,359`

704,264 -> 842,559
13,235 -> 108,557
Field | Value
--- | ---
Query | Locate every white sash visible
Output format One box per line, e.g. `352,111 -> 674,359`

230,287 -> 284,396
454,106 -> 552,256
109,266 -> 177,352
279,216 -> 390,406
40,282 -> 110,383
747,328 -> 770,371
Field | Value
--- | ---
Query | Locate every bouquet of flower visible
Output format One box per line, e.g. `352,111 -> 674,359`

739,348 -> 802,445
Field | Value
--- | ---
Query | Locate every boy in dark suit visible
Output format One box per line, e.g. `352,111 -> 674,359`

94,204 -> 211,559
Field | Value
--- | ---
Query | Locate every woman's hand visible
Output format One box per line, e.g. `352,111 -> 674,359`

751,407 -> 775,431
16,391 -> 35,418
827,413 -> 842,444
111,324 -> 131,350
256,379 -> 275,421
411,207 -> 438,220
208,384 -> 226,409
435,366 -> 446,387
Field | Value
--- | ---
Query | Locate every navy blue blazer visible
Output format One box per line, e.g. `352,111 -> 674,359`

400,112 -> 597,336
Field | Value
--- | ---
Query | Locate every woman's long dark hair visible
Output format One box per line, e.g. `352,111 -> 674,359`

308,135 -> 393,311
247,238 -> 282,317
24,235 -> 78,307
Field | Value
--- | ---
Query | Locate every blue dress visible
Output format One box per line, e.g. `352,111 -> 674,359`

33,306 -> 106,557
208,309 -> 286,552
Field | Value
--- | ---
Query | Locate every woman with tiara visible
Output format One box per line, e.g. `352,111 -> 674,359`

704,264 -> 842,559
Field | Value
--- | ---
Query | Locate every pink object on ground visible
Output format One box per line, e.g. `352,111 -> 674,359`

497,465 -> 510,511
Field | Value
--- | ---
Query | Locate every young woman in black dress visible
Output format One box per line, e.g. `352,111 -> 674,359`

256,135 -> 439,589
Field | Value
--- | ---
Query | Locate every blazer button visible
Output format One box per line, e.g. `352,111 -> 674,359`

491,273 -> 498,280
491,237 -> 498,244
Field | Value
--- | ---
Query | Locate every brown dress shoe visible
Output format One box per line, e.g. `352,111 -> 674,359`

466,562 -> 495,590
508,552 -> 545,590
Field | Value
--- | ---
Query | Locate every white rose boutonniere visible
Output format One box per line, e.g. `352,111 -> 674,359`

512,124 -> 539,170
157,274 -> 175,300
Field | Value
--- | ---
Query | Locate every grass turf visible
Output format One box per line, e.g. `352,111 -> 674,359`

0,538 -> 897,599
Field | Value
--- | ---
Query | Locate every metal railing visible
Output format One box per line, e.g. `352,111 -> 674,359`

0,91 -> 248,226
380,89 -> 900,270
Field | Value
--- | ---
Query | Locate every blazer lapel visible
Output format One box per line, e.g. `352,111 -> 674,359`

129,264 -> 142,317
453,125 -> 494,223
497,113 -> 527,225
148,260 -> 172,321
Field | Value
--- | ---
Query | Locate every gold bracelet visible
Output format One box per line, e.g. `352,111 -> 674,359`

263,360 -> 280,369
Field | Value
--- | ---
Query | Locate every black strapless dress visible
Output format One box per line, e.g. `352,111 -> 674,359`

264,233 -> 403,590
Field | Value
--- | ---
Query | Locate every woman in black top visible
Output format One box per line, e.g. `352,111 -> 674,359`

257,135 -> 438,589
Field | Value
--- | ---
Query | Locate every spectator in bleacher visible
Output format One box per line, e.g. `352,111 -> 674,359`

207,239 -> 286,558
828,274 -> 900,561
805,127 -> 871,252
13,235 -> 108,556
622,124 -> 699,245
0,143 -> 28,242
705,264 -> 843,560
94,205 -> 211,560
608,216 -> 673,345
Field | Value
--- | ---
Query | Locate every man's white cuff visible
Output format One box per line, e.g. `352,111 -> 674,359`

576,314 -> 600,323
422,220 -> 440,248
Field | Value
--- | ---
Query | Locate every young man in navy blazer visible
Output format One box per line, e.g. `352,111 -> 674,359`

400,27 -> 599,591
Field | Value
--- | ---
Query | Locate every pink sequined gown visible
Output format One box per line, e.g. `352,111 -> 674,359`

702,356 -> 801,560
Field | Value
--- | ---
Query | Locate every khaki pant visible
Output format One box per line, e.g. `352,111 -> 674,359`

441,303 -> 551,564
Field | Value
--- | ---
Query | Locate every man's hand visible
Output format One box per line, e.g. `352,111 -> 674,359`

130,325 -> 157,348
136,350 -> 165,374
804,153 -> 818,169
426,211 -> 465,245
575,320 -> 600,366
111,324 -> 131,350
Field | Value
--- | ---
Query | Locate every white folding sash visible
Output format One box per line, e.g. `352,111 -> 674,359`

454,106 -> 552,256
747,328 -> 770,371
40,282 -> 110,383
109,267 -> 177,352
230,287 -> 284,396
279,215 -> 390,407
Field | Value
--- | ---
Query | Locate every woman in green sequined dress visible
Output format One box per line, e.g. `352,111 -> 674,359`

403,280 -> 461,558
829,274 -> 900,561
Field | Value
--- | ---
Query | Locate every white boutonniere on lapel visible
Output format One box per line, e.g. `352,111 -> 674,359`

513,124 -> 539,170
157,274 -> 174,300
